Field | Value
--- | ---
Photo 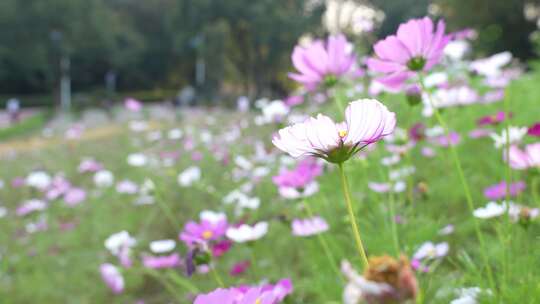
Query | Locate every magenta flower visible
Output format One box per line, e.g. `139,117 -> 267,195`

100,263 -> 124,294
506,143 -> 540,170
211,240 -> 233,257
229,260 -> 250,276
367,17 -> 450,88
289,35 -> 356,90
291,216 -> 329,237
528,123 -> 540,137
272,99 -> 396,163
477,111 -> 510,126
142,253 -> 181,269
484,181 -> 526,200
179,219 -> 228,246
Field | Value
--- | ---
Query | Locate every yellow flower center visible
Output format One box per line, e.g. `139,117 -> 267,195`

338,130 -> 347,138
255,298 -> 261,304
202,230 -> 213,240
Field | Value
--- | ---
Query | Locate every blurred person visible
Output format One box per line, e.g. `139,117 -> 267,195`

7,98 -> 20,124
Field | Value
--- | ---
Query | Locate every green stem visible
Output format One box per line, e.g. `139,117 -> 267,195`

532,177 -> 540,206
301,200 -> 344,282
166,270 -> 200,294
210,263 -> 225,287
143,268 -> 185,301
337,163 -> 369,269
388,191 -> 400,255
333,86 -> 346,117
418,76 -> 496,291
154,182 -> 181,229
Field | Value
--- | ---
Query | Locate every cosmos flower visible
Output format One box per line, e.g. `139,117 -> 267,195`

272,99 -> 396,163
272,158 -> 323,189
142,253 -> 181,269
149,239 -> 176,254
289,34 -> 356,90
489,126 -> 527,149
230,260 -> 251,276
100,263 -> 124,294
291,216 -> 329,237
528,123 -> 540,137
26,171 -> 52,190
94,170 -> 114,188
367,17 -> 450,89
477,111 -> 510,126
127,153 -> 148,167
180,218 -> 228,246
16,199 -> 47,216
483,181 -> 526,200
178,166 -> 201,187
63,188 -> 86,206
78,158 -> 103,173
124,98 -> 143,112
473,201 -> 509,219
104,231 -> 137,256
506,143 -> 540,170
413,242 -> 449,261
226,222 -> 269,243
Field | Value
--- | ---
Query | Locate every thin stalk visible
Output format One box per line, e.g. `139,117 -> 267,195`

418,75 -> 496,291
532,176 -> 540,206
154,182 -> 181,229
337,163 -> 369,269
143,268 -> 185,302
302,199 -> 344,282
210,263 -> 224,287
388,191 -> 400,255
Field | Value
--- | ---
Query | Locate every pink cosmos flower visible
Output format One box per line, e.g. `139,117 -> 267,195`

284,95 -> 304,107
63,188 -> 86,206
100,263 -> 124,294
16,199 -> 47,216
272,158 -> 322,188
124,98 -> 143,112
289,35 -> 356,90
291,216 -> 329,237
179,219 -> 228,246
483,181 -> 526,200
528,123 -> 540,137
367,17 -> 450,89
194,288 -> 237,304
430,131 -> 460,147
506,143 -> 540,170
142,253 -> 181,269
272,99 -> 396,163
78,158 -> 103,173
477,111 -> 510,126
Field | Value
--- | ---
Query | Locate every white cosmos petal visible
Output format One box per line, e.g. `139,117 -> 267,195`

344,99 -> 396,146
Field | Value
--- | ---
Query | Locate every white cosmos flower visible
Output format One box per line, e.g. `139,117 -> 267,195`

94,170 -> 114,188
26,171 -> 52,190
226,222 -> 268,243
168,129 -> 183,140
473,201 -> 508,219
489,126 -> 527,149
127,153 -> 148,167
413,242 -> 449,260
105,231 -> 136,256
272,99 -> 395,163
200,210 -> 227,224
278,181 -> 319,200
470,52 -> 512,77
149,239 -> 176,254
177,166 -> 201,187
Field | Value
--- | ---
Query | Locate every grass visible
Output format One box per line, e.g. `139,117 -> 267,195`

1,71 -> 540,303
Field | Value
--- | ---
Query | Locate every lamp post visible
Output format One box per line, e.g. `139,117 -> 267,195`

50,30 -> 71,111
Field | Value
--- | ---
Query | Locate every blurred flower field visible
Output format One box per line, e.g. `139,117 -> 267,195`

2,16 -> 540,304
